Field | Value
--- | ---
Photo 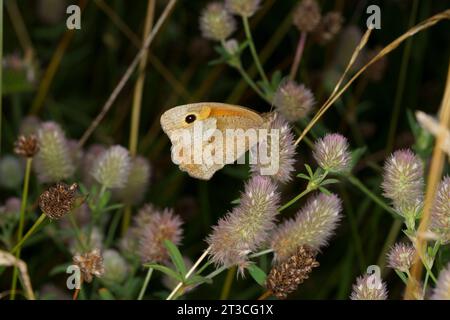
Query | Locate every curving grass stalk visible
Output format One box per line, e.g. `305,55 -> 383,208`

405,60 -> 450,299
122,0 -> 155,236
77,0 -> 178,148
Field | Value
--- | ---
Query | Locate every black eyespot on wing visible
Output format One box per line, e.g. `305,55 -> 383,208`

185,114 -> 196,124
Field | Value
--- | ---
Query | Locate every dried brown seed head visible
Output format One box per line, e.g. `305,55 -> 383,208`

39,182 -> 78,219
266,245 -> 319,299
73,249 -> 105,283
14,135 -> 39,158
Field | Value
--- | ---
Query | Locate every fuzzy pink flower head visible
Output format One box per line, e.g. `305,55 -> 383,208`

273,80 -> 315,122
225,0 -> 261,17
431,263 -> 450,300
430,176 -> 450,244
91,145 -> 131,189
138,205 -> 183,264
386,242 -> 415,273
34,122 -> 75,182
200,2 -> 236,42
271,193 -> 342,262
313,133 -> 351,173
207,175 -> 280,272
81,144 -> 106,187
350,274 -> 388,300
293,0 -> 321,32
116,156 -> 151,205
251,113 -> 297,183
381,149 -> 424,218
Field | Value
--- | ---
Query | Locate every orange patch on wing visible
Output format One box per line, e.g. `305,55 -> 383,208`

209,106 -> 262,123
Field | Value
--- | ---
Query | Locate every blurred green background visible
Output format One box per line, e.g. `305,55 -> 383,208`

1,0 -> 450,299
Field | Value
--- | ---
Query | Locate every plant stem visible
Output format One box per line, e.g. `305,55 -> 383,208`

347,174 -> 398,217
289,31 -> 307,80
129,0 -> 154,156
278,188 -> 312,212
69,213 -> 88,252
242,16 -> 270,87
422,241 -> 440,294
106,208 -> 123,247
121,206 -> 132,236
11,213 -> 46,254
257,290 -> 272,300
235,65 -> 267,101
87,185 -> 106,247
10,157 -> 32,300
124,0 -> 155,238
5,0 -> 34,62
138,267 -> 153,300
77,0 -> 177,148
220,266 -> 235,300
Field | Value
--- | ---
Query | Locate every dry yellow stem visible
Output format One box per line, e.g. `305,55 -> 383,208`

0,250 -> 35,300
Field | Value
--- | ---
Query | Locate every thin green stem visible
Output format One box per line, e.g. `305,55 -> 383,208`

235,65 -> 267,101
220,266 -> 236,300
206,266 -> 227,281
88,185 -> 106,246
278,188 -> 312,212
205,249 -> 273,280
69,214 -> 88,252
11,213 -> 46,254
242,16 -> 270,87
138,267 -> 153,300
10,157 -> 32,300
347,174 -> 398,217
106,208 -> 123,247
422,241 -> 440,292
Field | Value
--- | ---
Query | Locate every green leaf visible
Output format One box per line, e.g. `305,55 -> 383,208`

2,68 -> 35,95
319,187 -> 331,196
185,275 -> 213,286
231,198 -> 241,205
208,57 -> 227,66
246,264 -> 267,286
98,288 -> 115,300
49,263 -> 72,276
407,109 -> 420,137
98,190 -> 112,210
350,147 -> 367,170
164,240 -> 187,277
394,270 -> 408,285
271,70 -> 283,89
296,173 -> 310,180
304,164 -> 314,177
103,203 -> 125,212
320,178 -> 340,186
238,40 -> 249,52
78,183 -> 89,196
144,264 -> 183,282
